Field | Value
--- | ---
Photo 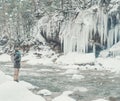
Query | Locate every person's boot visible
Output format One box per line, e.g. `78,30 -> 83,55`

14,79 -> 19,82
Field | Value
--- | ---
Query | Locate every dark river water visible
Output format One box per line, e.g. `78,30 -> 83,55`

0,62 -> 120,101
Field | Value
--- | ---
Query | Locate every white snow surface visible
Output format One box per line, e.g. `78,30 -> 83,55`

22,53 -> 53,65
0,54 -> 11,62
52,91 -> 75,101
0,70 -> 45,101
0,81 -> 45,101
52,95 -> 76,101
97,57 -> 120,74
92,99 -> 108,101
19,81 -> 37,89
0,71 -> 12,84
37,89 -> 52,96
56,52 -> 95,65
22,46 -> 56,65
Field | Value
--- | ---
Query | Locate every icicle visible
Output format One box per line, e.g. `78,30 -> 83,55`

103,13 -> 108,44
114,25 -> 119,44
107,29 -> 114,48
100,8 -> 104,45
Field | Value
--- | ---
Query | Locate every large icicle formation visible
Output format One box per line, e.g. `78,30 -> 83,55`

60,4 -> 120,54
33,0 -> 120,54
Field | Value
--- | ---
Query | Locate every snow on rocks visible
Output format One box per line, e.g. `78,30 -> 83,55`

97,57 -> 120,74
26,57 -> 54,65
0,54 -> 11,62
72,74 -> 84,80
52,91 -> 76,101
22,51 -> 39,65
22,46 -> 57,65
109,41 -> 120,57
59,64 -> 104,71
99,50 -> 110,58
56,52 -> 95,65
0,81 -> 46,101
62,91 -> 73,96
37,89 -> 52,96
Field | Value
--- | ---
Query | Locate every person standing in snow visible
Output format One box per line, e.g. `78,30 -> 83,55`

13,46 -> 21,82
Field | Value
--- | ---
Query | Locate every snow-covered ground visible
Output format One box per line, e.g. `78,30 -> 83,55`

0,44 -> 120,73
0,44 -> 120,101
56,52 -> 95,65
0,70 -> 45,101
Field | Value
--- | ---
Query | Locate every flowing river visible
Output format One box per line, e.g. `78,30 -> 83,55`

0,62 -> 120,101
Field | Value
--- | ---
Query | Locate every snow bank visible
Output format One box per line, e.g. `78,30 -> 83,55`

0,71 -> 12,84
0,54 -> 11,62
0,81 -> 45,101
19,81 -> 37,89
0,70 -> 45,101
99,41 -> 120,58
97,57 -> 120,73
0,70 -> 37,89
56,52 -> 95,65
109,41 -> 120,57
52,91 -> 75,101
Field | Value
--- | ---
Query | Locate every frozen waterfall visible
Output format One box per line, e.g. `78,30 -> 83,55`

60,5 -> 120,54
33,1 -> 120,55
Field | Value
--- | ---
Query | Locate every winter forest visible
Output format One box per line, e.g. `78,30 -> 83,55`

0,0 -> 120,101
